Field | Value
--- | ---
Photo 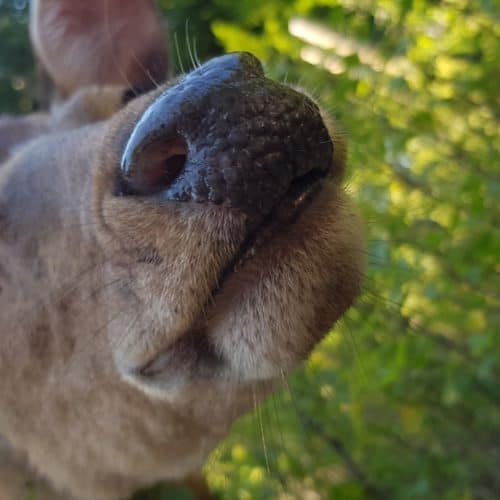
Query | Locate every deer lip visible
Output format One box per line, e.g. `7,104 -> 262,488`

213,168 -> 327,293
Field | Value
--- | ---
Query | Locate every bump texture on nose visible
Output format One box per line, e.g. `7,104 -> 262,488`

120,52 -> 333,222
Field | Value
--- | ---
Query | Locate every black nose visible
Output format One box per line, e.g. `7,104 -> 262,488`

118,52 -> 333,223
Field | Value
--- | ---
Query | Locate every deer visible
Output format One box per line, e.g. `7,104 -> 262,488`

0,1 -> 364,498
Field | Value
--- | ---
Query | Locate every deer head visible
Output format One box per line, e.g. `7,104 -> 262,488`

0,2 -> 364,499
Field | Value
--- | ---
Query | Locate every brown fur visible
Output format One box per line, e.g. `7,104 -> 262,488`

0,3 -> 364,500
0,86 -> 126,164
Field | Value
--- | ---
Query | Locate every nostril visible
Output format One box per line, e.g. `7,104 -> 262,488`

117,136 -> 187,196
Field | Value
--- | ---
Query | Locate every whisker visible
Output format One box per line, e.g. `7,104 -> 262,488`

130,52 -> 161,90
173,32 -> 186,75
341,314 -> 367,380
192,36 -> 201,67
253,383 -> 271,474
102,0 -> 136,92
185,19 -> 197,72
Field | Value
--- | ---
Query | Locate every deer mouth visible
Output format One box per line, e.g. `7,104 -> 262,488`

214,168 -> 327,290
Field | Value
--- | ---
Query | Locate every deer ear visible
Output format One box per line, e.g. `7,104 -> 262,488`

30,0 -> 168,98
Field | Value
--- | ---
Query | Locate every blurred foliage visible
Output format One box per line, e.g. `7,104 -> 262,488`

1,0 -> 500,498
0,0 -> 33,113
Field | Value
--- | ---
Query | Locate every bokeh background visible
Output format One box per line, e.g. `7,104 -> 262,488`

1,1 -> 499,499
